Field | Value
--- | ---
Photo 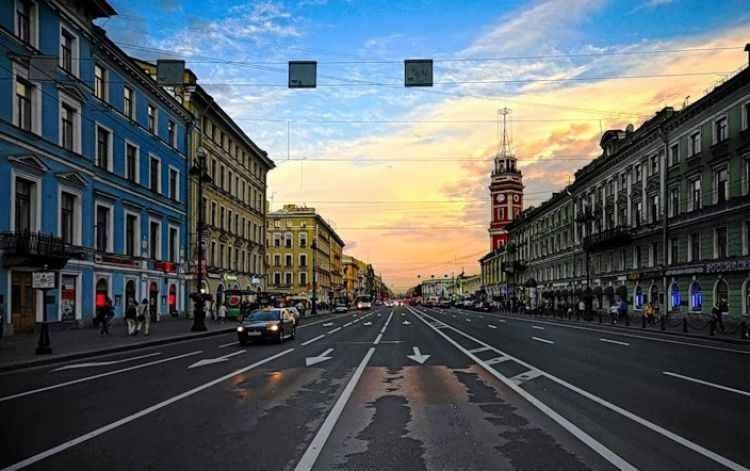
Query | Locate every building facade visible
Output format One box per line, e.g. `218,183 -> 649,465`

342,254 -> 367,301
501,62 -> 750,317
266,205 -> 345,305
488,110 -> 524,250
0,0 -> 191,333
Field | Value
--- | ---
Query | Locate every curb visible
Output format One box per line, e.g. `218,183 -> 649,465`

485,311 -> 750,346
0,327 -> 235,373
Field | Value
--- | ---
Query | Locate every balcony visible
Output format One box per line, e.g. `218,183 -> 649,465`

0,231 -> 81,269
710,140 -> 729,160
582,227 -> 633,253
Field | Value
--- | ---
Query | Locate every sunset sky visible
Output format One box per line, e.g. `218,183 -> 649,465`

103,0 -> 750,291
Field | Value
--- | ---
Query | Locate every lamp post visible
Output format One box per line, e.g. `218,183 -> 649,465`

190,149 -> 211,332
311,239 -> 317,316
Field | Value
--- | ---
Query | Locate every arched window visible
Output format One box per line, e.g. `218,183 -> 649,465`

168,284 -> 177,314
714,279 -> 729,307
634,285 -> 644,309
649,283 -> 659,305
689,281 -> 703,312
670,282 -> 681,310
95,278 -> 108,309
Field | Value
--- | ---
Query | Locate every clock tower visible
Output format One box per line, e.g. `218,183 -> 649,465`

489,108 -> 524,250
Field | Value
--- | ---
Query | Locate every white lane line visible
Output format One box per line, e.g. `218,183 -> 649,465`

498,319 -> 507,323
532,337 -> 555,345
1,348 -> 294,471
509,370 -> 544,385
407,307 -> 636,471
322,323 -> 334,327
468,346 -> 492,354
373,333 -> 383,345
0,351 -> 203,404
51,352 -> 162,372
532,325 -> 545,330
301,335 -> 325,346
218,341 -> 238,349
600,338 -> 630,347
295,347 -> 376,471
327,327 -> 342,334
343,322 -> 352,327
663,371 -> 750,398
485,356 -> 511,366
488,324 -> 497,329
413,307 -> 750,471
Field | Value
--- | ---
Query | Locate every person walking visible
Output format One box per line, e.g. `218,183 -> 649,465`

137,297 -> 150,336
644,302 -> 655,326
218,303 -> 227,323
617,298 -> 628,324
711,300 -> 726,334
125,298 -> 137,336
98,298 -> 113,336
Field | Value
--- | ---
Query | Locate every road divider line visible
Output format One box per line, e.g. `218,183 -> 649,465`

1,348 -> 294,471
413,307 -> 750,471
51,352 -> 162,372
327,327 -> 342,334
532,337 -> 555,345
295,347 -> 376,471
407,307 -> 636,471
0,350 -> 203,404
218,341 -> 238,349
343,322 -> 352,327
301,335 -> 325,346
600,338 -> 630,347
485,356 -> 511,366
468,346 -> 492,354
488,324 -> 497,329
373,333 -> 383,345
663,371 -> 750,398
532,325 -> 545,330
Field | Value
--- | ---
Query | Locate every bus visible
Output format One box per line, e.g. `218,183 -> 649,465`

356,295 -> 373,310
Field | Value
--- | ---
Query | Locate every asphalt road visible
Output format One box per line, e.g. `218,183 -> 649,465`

0,305 -> 747,471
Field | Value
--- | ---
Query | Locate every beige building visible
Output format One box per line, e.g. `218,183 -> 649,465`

343,255 -> 368,301
266,205 -> 345,305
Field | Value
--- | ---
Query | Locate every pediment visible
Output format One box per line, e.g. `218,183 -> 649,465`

8,155 -> 48,174
56,172 -> 87,187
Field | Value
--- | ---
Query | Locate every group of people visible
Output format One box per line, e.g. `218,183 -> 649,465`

95,297 -> 152,336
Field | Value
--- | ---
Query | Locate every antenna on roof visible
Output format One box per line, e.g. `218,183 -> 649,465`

497,107 -> 512,157
682,96 -> 690,109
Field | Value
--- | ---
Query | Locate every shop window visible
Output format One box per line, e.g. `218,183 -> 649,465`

634,285 -> 644,309
689,281 -> 703,312
670,283 -> 681,310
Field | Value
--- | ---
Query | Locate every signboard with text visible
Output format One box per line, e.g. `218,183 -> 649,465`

33,272 -> 55,289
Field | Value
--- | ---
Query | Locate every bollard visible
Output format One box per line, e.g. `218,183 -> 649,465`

683,318 -> 688,333
660,316 -> 665,331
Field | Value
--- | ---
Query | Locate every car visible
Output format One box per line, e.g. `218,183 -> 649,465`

237,308 -> 296,345
356,296 -> 373,310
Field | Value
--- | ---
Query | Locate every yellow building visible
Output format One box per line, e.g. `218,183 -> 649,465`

266,205 -> 345,305
342,255 -> 367,301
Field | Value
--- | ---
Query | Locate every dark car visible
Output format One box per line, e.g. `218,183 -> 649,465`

237,308 -> 296,345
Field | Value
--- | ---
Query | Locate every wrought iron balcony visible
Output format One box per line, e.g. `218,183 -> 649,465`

582,227 -> 633,252
0,231 -> 78,269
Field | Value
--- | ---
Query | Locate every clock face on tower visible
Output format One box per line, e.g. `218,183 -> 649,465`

513,194 -> 520,202
495,194 -> 506,203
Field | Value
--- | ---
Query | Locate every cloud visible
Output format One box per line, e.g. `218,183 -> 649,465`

629,0 -> 674,15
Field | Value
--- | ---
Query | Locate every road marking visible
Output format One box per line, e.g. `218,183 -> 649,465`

306,348 -> 334,367
600,338 -> 630,347
498,319 -> 507,323
0,351 -> 203,404
343,322 -> 352,327
465,318 -> 471,322
0,348 -> 294,471
218,341 -> 239,349
402,320 -> 411,326
509,370 -> 544,385
188,350 -> 246,369
51,352 -> 161,372
663,371 -> 750,398
295,347 -> 376,471
532,325 -> 545,330
327,327 -> 342,334
374,333 -> 383,345
485,356 -> 511,366
488,324 -> 497,329
301,334 -> 325,346
468,346 -> 492,354
407,307 -> 636,471
413,307 -> 750,471
322,322 -> 334,327
363,321 -> 372,326
406,346 -> 430,364
532,337 -> 555,344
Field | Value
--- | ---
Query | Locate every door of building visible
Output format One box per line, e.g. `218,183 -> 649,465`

11,272 -> 35,333
149,282 -> 159,322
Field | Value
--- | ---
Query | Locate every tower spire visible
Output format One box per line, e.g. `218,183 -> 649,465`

498,107 -> 512,158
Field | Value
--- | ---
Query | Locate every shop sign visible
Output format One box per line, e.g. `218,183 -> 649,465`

97,254 -> 139,267
224,274 -> 238,282
666,266 -> 705,276
32,272 -> 55,289
705,258 -> 750,274
61,274 -> 77,322
154,261 -> 176,273
207,273 -> 222,279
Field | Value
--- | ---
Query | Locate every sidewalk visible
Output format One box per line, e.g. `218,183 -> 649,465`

0,318 -> 234,372
489,309 -> 750,345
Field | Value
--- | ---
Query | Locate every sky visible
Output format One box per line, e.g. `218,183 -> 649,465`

101,0 -> 750,292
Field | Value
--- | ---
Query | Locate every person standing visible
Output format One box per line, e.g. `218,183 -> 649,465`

712,299 -> 726,334
125,298 -> 137,336
98,298 -> 113,336
137,297 -> 150,336
218,303 -> 227,323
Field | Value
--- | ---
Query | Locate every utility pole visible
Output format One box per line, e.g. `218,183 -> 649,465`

311,226 -> 318,316
190,149 -> 210,332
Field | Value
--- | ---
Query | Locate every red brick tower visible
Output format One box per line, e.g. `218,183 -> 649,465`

489,108 -> 524,250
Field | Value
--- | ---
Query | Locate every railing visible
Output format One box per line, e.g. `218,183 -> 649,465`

582,227 -> 633,252
0,231 -> 77,268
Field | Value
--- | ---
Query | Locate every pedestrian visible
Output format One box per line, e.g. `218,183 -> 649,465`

617,298 -> 628,324
137,297 -> 150,336
125,298 -> 137,336
578,299 -> 585,318
98,298 -> 113,336
204,298 -> 212,321
711,300 -> 726,334
218,303 -> 227,323
644,302 -> 655,325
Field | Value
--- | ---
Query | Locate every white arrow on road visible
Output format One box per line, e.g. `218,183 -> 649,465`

488,324 -> 497,329
322,322 -> 334,327
406,347 -> 430,365
306,348 -> 334,367
402,320 -> 411,325
188,350 -> 245,369
363,321 -> 372,326
52,352 -> 162,372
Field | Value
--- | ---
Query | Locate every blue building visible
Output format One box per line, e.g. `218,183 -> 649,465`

0,0 -> 192,333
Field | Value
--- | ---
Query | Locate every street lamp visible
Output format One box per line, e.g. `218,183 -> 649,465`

311,239 -> 317,316
189,149 -> 212,332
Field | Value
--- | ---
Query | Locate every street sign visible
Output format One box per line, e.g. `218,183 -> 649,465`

404,59 -> 433,87
289,61 -> 317,88
157,59 -> 185,86
32,272 -> 55,289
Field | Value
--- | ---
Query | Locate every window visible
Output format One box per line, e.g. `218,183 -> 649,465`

634,285 -> 644,309
147,104 -> 157,134
669,187 -> 679,217
689,178 -> 701,211
228,171 -> 233,194
744,102 -> 750,131
125,213 -> 137,257
15,75 -> 33,131
94,64 -> 106,101
219,165 -> 225,189
300,272 -> 307,286
169,227 -> 178,262
689,130 -> 701,156
633,200 -> 642,227
745,159 -> 750,196
274,235 -> 280,248
61,103 -> 75,151
96,125 -> 111,171
16,0 -> 34,44
620,172 -> 627,189
95,204 -> 111,252
715,227 -> 728,259
300,254 -> 307,267
649,194 -> 659,223
669,238 -> 679,265
227,210 -> 232,232
169,168 -> 179,201
273,254 -> 280,267
149,156 -> 161,193
689,232 -> 701,262
634,163 -> 641,182
650,154 -> 659,176
60,192 -> 75,244
285,254 -> 292,267
633,245 -> 641,269
125,143 -> 138,183
285,235 -> 292,248
15,178 -> 33,233
715,167 -> 728,204
167,120 -> 176,147
714,116 -> 728,144
670,283 -> 681,310
650,242 -> 658,267
123,86 -> 134,119
210,241 -> 216,266
210,159 -> 216,180
220,207 -> 225,230
149,220 -> 161,260
220,244 -> 225,267
669,144 -> 679,167
60,28 -> 75,74
273,272 -> 281,286
689,281 -> 703,312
